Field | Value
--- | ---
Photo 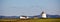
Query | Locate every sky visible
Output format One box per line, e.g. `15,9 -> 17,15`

0,0 -> 60,16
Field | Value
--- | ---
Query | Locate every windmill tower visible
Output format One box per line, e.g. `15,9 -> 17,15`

41,11 -> 46,18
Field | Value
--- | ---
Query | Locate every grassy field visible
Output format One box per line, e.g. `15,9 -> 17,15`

0,18 -> 60,22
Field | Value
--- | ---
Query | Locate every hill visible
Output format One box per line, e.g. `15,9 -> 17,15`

0,14 -> 60,19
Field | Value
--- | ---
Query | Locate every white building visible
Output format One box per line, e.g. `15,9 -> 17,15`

41,11 -> 46,18
20,16 -> 29,19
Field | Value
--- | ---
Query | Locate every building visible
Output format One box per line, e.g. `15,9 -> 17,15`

41,11 -> 46,18
20,16 -> 29,19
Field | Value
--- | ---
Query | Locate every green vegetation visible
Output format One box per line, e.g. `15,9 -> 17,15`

0,18 -> 60,22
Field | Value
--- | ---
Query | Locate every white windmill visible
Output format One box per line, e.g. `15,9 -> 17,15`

41,11 -> 46,18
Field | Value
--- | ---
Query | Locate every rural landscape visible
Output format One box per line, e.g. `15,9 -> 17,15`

0,0 -> 60,22
0,11 -> 60,22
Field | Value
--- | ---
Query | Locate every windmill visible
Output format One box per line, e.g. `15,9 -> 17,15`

41,11 -> 46,18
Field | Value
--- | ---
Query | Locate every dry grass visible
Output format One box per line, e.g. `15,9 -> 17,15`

0,18 -> 60,22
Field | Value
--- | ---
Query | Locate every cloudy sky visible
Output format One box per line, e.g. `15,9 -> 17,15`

0,0 -> 60,16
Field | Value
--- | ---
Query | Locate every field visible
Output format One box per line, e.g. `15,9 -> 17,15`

0,18 -> 60,22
